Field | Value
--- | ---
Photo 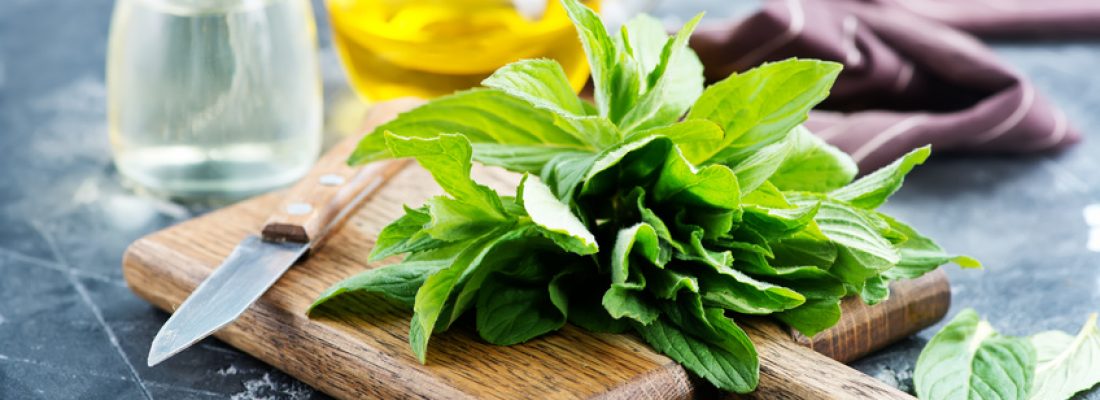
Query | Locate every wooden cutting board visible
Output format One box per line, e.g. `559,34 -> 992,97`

123,102 -> 948,399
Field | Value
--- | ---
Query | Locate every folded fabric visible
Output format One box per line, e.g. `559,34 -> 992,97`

691,0 -> 1081,170
869,0 -> 1100,39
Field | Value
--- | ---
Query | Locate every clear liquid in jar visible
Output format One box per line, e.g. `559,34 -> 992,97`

107,0 -> 322,200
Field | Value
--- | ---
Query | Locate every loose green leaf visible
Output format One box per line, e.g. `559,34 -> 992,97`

830,146 -> 931,209
1029,313 -> 1100,400
768,231 -> 837,269
915,309 -> 1036,400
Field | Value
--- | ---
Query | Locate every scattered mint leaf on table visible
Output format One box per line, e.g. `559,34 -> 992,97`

1030,313 -> 1100,400
312,0 -> 976,393
916,309 -> 1100,400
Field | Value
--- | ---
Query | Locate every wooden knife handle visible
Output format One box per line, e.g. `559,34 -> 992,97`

790,268 -> 950,363
261,98 -> 424,244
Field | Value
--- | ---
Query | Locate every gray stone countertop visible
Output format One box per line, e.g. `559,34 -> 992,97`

1,0 -> 1097,398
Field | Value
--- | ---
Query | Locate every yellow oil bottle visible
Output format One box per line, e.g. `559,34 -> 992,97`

326,0 -> 597,101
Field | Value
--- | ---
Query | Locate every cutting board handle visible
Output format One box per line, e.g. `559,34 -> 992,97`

261,98 -> 424,244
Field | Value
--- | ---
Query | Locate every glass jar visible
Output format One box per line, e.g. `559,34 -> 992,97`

326,0 -> 599,101
107,0 -> 323,200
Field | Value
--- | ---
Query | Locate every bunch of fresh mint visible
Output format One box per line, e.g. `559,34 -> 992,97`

310,0 -> 977,392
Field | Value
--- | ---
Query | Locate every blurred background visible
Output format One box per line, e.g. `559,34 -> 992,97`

1,0 -> 1099,398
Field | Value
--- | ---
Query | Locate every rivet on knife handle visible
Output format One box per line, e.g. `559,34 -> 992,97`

262,99 -> 421,245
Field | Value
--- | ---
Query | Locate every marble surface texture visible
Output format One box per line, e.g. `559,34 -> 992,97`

1,0 -> 1098,398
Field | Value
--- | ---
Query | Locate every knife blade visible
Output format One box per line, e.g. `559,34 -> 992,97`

147,99 -> 422,366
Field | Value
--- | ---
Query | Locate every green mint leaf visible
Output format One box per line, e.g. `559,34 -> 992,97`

482,59 -> 586,116
623,119 -> 722,144
384,133 -> 507,217
768,231 -> 838,269
471,144 -> 591,175
574,135 -> 670,206
475,272 -> 567,346
410,231 -> 510,363
636,311 -> 759,393
653,146 -> 740,209
540,151 -> 599,200
602,223 -> 662,324
1028,313 -> 1100,400
774,298 -> 842,338
421,196 -> 511,242
688,58 -> 842,165
483,58 -> 623,148
617,14 -> 667,78
617,13 -> 705,132
519,175 -> 599,255
760,266 -> 846,301
728,136 -> 794,195
830,145 -> 931,209
769,126 -> 857,192
860,275 -> 889,305
557,269 -> 632,333
742,182 -> 820,239
623,119 -> 724,165
915,309 -> 1036,400
696,265 -> 806,315
560,0 -> 618,119
646,266 -> 699,300
353,89 -> 594,173
369,206 -> 446,261
385,133 -> 512,241
878,213 -> 981,281
444,227 -> 566,330
790,195 -> 900,287
309,260 -> 448,312
610,224 -> 662,276
602,285 -> 660,325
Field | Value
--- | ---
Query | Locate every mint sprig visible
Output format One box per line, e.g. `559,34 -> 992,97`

312,0 -> 979,393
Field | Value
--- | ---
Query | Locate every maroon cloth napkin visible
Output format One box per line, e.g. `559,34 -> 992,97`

691,0 -> 1084,170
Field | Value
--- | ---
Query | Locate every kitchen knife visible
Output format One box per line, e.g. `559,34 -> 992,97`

147,99 -> 420,366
